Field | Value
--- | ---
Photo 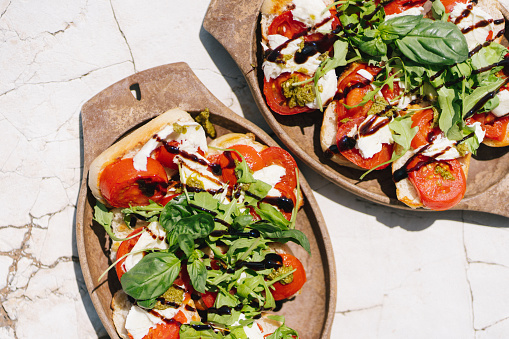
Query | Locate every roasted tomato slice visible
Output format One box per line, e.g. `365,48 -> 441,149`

99,158 -> 168,208
143,320 -> 180,339
407,155 -> 466,211
153,141 -> 180,170
411,108 -> 441,149
263,72 -> 314,115
270,253 -> 306,301
217,144 -> 265,185
267,11 -> 307,39
115,227 -> 144,281
382,0 -> 429,16
260,147 -> 298,189
467,113 -> 509,142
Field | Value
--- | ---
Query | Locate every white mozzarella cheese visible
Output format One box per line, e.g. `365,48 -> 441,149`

305,69 -> 337,109
355,116 -> 394,159
421,135 -> 461,160
357,69 -> 374,81
176,154 -> 224,192
291,0 -> 332,29
450,3 -> 494,50
243,321 -> 265,339
253,164 -> 286,197
385,6 -> 426,20
123,222 -> 168,272
133,122 -> 208,171
263,35 -> 322,80
492,89 -> 509,118
467,121 -> 486,144
125,305 -> 161,339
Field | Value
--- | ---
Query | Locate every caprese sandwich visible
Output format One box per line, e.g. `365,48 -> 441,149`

260,0 -> 509,210
89,108 -> 309,338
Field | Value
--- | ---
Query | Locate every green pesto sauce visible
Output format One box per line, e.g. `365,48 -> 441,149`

435,163 -> 455,180
187,175 -> 205,189
456,143 -> 468,157
432,107 -> 440,128
153,286 -> 185,310
281,75 -> 315,108
173,123 -> 187,134
195,108 -> 217,138
268,265 -> 294,285
367,97 -> 395,117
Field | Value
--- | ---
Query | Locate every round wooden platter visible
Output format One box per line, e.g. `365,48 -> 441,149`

76,62 -> 336,339
203,0 -> 509,217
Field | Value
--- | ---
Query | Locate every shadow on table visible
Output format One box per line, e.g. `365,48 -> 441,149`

198,25 -> 272,134
305,166 -> 509,231
72,115 -> 109,339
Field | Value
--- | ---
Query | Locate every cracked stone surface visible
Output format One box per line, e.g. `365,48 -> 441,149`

1,0 -> 509,338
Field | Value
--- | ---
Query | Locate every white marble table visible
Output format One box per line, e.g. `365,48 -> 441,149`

1,1 -> 509,338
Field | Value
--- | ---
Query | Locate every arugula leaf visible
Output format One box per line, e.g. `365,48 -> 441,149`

265,315 -> 300,339
121,252 -> 181,301
192,191 -> 220,212
244,180 -> 272,206
249,222 -> 311,254
462,78 -> 505,119
437,87 -> 458,134
93,201 -> 131,242
179,324 -> 224,339
121,200 -> 163,223
395,18 -> 468,65
389,115 -> 418,151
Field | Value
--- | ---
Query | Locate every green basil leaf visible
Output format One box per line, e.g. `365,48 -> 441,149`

254,203 -> 291,229
395,18 -> 468,65
358,36 -> 387,56
168,213 -> 215,249
379,15 -> 422,41
159,195 -> 193,232
188,258 -> 207,293
121,252 -> 181,300
178,234 -> 195,257
431,0 -> 448,21
137,298 -> 157,309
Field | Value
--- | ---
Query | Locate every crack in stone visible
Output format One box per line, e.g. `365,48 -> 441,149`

0,1 -> 10,21
475,316 -> 509,332
109,0 -> 136,72
336,304 -> 383,315
461,218 -> 476,335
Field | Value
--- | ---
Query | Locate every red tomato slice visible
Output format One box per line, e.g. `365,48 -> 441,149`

440,0 -> 468,13
410,109 -> 440,149
408,156 -> 466,211
153,141 -> 180,170
142,321 -> 180,339
383,0 -> 429,16
201,291 -> 218,309
270,253 -> 306,301
268,11 -> 307,39
263,72 -> 315,115
100,158 -> 168,208
217,144 -> 266,185
467,113 -> 509,141
260,147 -> 298,189
115,228 -> 144,281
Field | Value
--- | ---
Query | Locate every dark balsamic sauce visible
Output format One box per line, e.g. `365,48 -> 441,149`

235,253 -> 283,271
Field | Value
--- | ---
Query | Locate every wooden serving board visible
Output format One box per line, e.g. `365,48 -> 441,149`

203,0 -> 509,217
76,62 -> 336,339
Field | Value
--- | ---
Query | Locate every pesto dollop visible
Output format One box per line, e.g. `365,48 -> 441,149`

281,75 -> 315,108
195,108 -> 216,138
268,265 -> 294,285
153,286 -> 185,310
434,163 -> 455,180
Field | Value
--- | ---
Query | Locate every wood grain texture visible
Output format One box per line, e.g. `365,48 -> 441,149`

203,0 -> 509,217
76,63 -> 336,339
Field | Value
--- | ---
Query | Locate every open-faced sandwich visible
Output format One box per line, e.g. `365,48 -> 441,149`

89,108 -> 309,339
260,0 -> 509,210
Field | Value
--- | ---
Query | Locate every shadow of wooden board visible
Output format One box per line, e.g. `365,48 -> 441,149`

76,62 -> 336,339
203,0 -> 509,217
